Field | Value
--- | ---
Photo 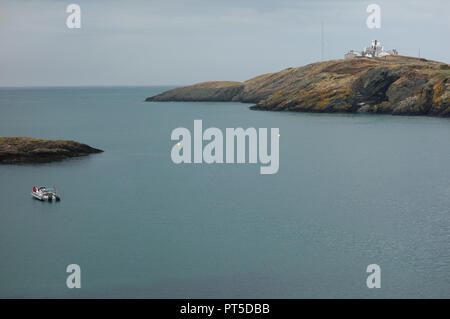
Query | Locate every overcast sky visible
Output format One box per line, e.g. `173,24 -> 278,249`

0,0 -> 448,86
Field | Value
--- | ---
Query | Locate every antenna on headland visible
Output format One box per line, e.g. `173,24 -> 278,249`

419,48 -> 421,58
321,21 -> 324,61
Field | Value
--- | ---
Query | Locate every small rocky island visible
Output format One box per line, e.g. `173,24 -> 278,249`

0,137 -> 103,164
146,55 -> 450,116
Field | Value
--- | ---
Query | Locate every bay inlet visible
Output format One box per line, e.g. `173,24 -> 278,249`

1,86 -> 449,298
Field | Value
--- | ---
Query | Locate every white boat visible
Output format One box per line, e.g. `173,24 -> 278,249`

31,186 -> 60,202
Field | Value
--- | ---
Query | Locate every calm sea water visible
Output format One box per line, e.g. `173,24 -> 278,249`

0,87 -> 449,298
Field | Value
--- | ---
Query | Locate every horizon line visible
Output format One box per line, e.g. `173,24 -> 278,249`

0,84 -> 183,89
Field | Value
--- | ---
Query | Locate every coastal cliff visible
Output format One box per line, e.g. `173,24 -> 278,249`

0,137 -> 103,164
146,56 -> 450,116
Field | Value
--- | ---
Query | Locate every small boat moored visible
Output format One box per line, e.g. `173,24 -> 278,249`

31,186 -> 61,202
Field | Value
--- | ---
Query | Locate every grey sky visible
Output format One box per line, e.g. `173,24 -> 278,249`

0,0 -> 448,86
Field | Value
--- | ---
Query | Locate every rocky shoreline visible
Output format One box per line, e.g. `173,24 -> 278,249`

0,137 -> 103,164
146,56 -> 450,117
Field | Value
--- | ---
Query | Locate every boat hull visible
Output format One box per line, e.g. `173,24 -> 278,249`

31,192 -> 60,201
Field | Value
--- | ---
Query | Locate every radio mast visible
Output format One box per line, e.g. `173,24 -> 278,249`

321,21 -> 324,61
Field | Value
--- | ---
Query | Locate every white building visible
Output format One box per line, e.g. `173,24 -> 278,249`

345,40 -> 398,59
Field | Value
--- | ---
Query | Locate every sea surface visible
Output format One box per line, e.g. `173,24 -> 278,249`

0,87 -> 449,298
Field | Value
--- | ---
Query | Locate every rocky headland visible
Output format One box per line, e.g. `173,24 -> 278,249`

146,56 -> 450,116
0,137 -> 103,164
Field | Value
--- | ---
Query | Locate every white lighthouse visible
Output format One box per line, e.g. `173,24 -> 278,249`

345,40 -> 398,59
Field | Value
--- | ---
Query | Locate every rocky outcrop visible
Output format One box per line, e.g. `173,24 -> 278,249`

145,81 -> 244,102
0,137 -> 103,164
146,56 -> 450,117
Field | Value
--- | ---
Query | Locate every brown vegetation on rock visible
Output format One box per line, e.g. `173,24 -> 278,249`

0,137 -> 103,164
146,56 -> 450,117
